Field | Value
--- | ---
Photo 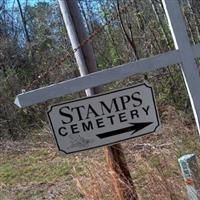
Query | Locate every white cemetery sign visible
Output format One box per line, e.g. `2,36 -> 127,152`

15,0 -> 200,136
47,83 -> 160,154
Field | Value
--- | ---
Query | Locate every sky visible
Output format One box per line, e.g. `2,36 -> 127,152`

5,0 -> 53,10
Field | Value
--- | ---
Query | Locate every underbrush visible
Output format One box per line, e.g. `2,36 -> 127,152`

1,106 -> 200,200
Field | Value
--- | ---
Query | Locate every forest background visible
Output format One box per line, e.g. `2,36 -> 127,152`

2,0 -> 199,139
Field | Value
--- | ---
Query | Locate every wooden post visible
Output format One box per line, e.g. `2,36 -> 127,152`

105,145 -> 138,200
57,0 -> 138,199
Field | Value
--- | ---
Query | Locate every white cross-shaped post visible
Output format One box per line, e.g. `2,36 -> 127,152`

15,0 -> 200,133
163,0 -> 200,133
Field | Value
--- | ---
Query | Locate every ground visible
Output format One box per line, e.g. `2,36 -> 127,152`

1,106 -> 200,200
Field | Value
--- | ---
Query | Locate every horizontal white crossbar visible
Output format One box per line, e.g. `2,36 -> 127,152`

15,43 -> 200,108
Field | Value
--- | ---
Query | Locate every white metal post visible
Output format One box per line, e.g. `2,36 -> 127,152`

162,0 -> 200,134
58,0 -> 94,96
14,43 -> 200,108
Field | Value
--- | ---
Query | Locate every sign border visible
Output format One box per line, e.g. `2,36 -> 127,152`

47,82 -> 160,154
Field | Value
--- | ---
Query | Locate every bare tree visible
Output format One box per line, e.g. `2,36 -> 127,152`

17,0 -> 30,42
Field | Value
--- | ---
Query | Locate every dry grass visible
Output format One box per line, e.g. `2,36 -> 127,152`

1,105 -> 200,199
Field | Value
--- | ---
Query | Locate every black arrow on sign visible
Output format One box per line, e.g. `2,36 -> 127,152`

96,122 -> 153,139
